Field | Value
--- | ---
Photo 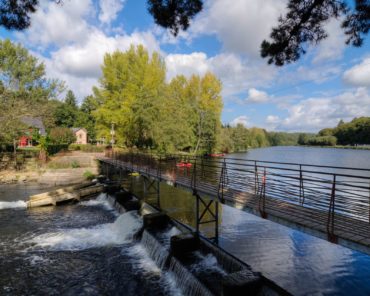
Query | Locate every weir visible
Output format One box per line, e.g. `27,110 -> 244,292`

102,187 -> 290,295
98,151 -> 370,255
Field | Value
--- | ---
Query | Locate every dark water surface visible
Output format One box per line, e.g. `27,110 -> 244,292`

0,187 -> 182,296
2,147 -> 370,295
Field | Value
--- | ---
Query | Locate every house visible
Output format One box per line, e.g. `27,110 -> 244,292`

72,128 -> 88,144
18,117 -> 46,147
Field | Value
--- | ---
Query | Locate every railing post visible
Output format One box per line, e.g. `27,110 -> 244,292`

254,161 -> 258,195
327,174 -> 337,243
259,168 -> 267,218
191,158 -> 197,191
299,164 -> 305,206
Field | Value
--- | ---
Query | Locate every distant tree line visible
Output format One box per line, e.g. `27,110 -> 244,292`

298,117 -> 370,146
219,124 -> 302,153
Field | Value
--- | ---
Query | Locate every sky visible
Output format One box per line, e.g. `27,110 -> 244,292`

1,0 -> 370,133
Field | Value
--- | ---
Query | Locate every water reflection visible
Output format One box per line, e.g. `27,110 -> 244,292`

125,173 -> 370,295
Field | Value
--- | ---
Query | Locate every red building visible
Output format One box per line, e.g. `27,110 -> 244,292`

18,117 -> 46,147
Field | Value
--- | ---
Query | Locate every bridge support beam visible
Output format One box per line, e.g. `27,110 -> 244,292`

194,190 -> 219,244
143,176 -> 160,208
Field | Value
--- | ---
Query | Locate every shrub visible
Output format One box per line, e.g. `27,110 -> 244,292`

49,127 -> 75,145
307,136 -> 337,146
47,144 -> 69,155
68,143 -> 81,151
83,170 -> 96,180
0,143 -> 14,152
71,160 -> 80,168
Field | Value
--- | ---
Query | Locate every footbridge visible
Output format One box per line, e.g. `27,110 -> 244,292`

98,151 -> 370,254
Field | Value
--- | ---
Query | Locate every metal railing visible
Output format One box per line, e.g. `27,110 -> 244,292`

103,150 -> 370,243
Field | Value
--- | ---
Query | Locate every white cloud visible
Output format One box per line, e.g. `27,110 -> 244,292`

165,52 -> 209,79
343,58 -> 370,87
165,52 -> 277,98
190,0 -> 287,57
40,29 -> 161,100
17,0 -> 93,47
245,88 -> 269,103
277,88 -> 370,132
266,115 -> 280,124
312,19 -> 346,64
50,29 -> 160,79
99,0 -> 125,24
231,115 -> 249,127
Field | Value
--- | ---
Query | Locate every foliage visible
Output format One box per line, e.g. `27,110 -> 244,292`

307,136 -> 337,146
94,45 -> 223,155
46,144 -> 69,155
268,132 -> 301,146
147,0 -> 203,36
0,39 -> 63,143
71,160 -> 80,168
334,117 -> 370,145
49,127 -> 75,144
261,0 -> 370,65
299,117 -> 370,146
0,0 -> 38,30
83,170 -> 96,180
0,143 -> 14,152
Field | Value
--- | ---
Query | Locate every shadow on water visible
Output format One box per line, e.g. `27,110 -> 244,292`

124,169 -> 370,296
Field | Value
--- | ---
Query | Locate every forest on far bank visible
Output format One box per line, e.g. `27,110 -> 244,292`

1,39 -> 367,155
298,117 -> 370,147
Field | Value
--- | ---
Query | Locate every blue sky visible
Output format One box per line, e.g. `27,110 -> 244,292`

2,0 -> 370,132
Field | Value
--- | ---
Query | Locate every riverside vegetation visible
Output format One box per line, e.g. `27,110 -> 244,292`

1,39 -> 368,158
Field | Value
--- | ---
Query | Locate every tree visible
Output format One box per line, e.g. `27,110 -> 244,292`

1,1 -> 368,66
49,127 -> 75,144
0,39 -> 63,147
65,90 -> 77,107
147,0 -> 203,36
261,0 -> 370,65
76,95 -> 99,141
53,89 -> 80,127
0,0 -> 38,30
94,45 -> 166,147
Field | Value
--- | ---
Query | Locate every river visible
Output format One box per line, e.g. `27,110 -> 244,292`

1,147 -> 370,295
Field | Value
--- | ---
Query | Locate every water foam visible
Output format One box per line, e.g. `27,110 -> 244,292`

191,252 -> 227,275
28,211 -> 142,251
79,194 -> 114,211
125,243 -> 184,296
0,200 -> 27,210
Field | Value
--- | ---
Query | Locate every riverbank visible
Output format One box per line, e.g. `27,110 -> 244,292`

297,144 -> 370,150
0,151 -> 101,186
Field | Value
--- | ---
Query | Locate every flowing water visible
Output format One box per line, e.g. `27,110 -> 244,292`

0,187 -> 184,296
2,147 -> 370,295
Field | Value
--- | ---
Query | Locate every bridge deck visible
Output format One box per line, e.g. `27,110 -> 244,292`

98,155 -> 370,254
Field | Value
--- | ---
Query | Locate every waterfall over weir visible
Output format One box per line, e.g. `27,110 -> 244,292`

141,230 -> 170,270
140,230 -> 213,296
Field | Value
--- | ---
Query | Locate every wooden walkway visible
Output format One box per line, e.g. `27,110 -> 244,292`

98,154 -> 370,254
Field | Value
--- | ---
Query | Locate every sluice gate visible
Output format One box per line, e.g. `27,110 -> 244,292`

98,151 -> 370,255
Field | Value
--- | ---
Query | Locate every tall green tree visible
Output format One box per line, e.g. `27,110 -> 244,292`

0,39 -> 63,144
94,45 -> 166,147
53,90 -> 79,128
